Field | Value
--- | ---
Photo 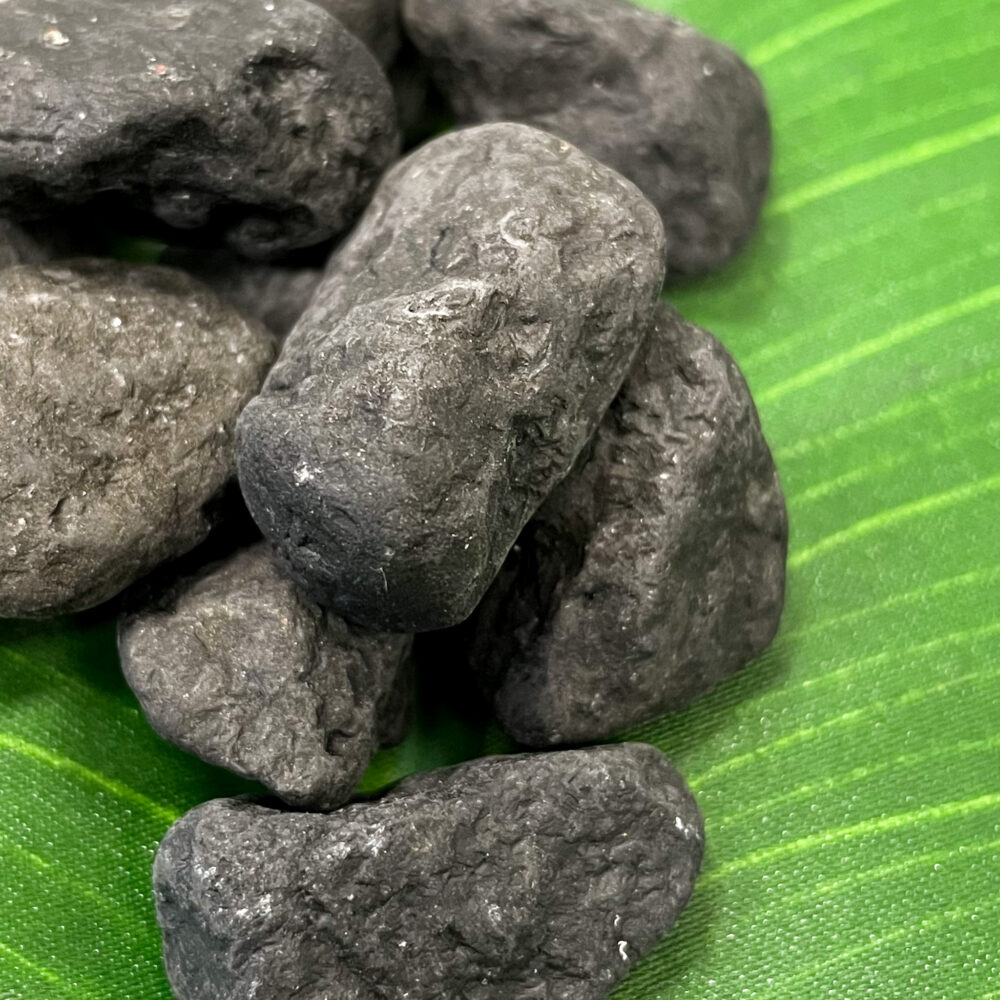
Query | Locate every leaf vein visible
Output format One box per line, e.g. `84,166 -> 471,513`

715,734 -> 1000,829
735,836 -> 1000,928
779,897 -> 1000,991
780,564 -> 1000,642
789,472 -> 1000,568
758,281 -> 1000,406
775,363 -> 1000,461
690,668 -> 993,788
0,941 -> 87,999
705,791 -> 1000,882
0,731 -> 180,826
748,0 -> 907,66
769,111 -> 1000,215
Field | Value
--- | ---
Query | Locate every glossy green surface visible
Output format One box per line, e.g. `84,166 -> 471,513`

2,1 -> 998,995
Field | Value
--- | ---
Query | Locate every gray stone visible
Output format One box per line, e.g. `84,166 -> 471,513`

0,261 -> 276,618
161,248 -> 324,338
0,0 -> 399,259
315,0 -> 401,67
237,123 -> 666,633
403,0 -> 771,275
0,220 -> 44,269
119,543 -> 412,810
154,743 -> 703,1000
467,303 -> 788,745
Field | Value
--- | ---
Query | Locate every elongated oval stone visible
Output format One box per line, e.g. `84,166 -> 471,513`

119,543 -> 412,811
154,743 -> 703,1000
0,261 -> 276,618
237,123 -> 666,632
403,0 -> 771,275
0,0 -> 399,259
466,303 -> 788,745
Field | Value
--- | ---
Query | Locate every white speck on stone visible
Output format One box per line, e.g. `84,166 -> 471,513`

110,316 -> 122,328
25,290 -> 63,306
618,940 -> 629,961
293,463 -> 316,485
499,210 -> 531,249
673,814 -> 699,840
163,4 -> 193,28
325,841 -> 351,862
42,27 -> 70,48
364,827 -> 386,856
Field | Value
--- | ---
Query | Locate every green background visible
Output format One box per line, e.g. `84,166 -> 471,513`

2,0 -> 999,996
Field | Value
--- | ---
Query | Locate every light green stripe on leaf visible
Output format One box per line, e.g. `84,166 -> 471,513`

0,731 -> 180,826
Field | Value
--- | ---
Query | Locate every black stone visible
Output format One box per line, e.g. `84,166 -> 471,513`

119,543 -> 412,810
315,0 -> 401,67
0,0 -> 399,259
467,303 -> 788,745
161,248 -> 324,339
238,123 -> 666,633
403,0 -> 771,276
154,743 -> 703,1000
0,261 -> 276,618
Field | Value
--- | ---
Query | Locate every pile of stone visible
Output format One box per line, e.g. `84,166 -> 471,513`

0,1 -> 787,997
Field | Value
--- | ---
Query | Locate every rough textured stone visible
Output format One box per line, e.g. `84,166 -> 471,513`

403,0 -> 771,276
0,261 -> 276,618
154,743 -> 703,1000
467,303 -> 788,745
161,248 -> 323,338
0,0 -> 399,259
315,0 -> 401,67
119,543 -> 411,810
0,219 -> 44,268
238,123 -> 666,633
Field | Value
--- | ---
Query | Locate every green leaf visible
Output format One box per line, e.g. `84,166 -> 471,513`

2,0 -> 998,995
